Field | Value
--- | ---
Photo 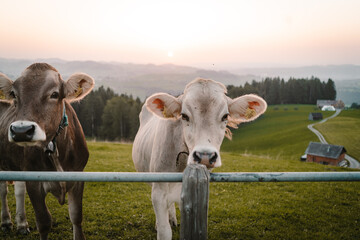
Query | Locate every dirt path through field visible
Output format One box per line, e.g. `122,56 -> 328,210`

307,109 -> 360,168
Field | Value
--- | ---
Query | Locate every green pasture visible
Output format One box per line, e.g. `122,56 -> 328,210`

314,109 -> 360,159
2,105 -> 360,239
222,105 -> 334,160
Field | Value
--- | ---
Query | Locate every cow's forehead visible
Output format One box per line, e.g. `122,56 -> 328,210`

182,79 -> 228,112
184,78 -> 227,95
17,69 -> 60,86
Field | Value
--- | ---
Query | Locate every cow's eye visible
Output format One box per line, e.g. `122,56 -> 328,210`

181,113 -> 190,122
221,113 -> 229,121
50,92 -> 59,99
10,91 -> 16,99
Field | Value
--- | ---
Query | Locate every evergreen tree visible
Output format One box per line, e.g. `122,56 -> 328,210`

72,86 -> 118,138
268,77 -> 280,104
279,79 -> 286,104
100,94 -> 142,141
324,79 -> 336,100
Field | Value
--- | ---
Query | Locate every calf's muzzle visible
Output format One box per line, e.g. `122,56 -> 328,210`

193,151 -> 218,168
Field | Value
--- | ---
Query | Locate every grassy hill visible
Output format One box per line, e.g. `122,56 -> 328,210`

2,105 -> 360,240
222,105 -> 334,161
314,109 -> 360,159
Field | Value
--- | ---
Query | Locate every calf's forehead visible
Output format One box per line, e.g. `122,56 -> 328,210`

182,80 -> 228,113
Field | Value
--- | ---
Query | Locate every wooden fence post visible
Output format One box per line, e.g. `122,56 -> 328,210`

180,164 -> 210,240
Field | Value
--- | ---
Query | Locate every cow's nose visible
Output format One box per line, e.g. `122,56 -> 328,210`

10,124 -> 36,142
193,151 -> 218,168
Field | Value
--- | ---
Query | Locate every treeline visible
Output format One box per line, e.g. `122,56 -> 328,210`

350,103 -> 360,109
72,86 -> 142,141
227,77 -> 336,105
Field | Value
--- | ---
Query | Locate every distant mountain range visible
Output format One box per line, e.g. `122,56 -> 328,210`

0,58 -> 359,105
231,65 -> 360,80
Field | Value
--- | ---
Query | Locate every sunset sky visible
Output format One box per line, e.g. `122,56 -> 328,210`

1,0 -> 360,69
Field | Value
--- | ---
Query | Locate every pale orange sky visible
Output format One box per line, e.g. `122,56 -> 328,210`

1,0 -> 360,69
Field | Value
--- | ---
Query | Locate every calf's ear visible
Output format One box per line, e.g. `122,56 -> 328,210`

228,94 -> 267,123
65,73 -> 94,102
0,73 -> 13,100
146,93 -> 181,119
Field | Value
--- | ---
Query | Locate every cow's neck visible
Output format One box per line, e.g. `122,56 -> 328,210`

44,102 -> 68,157
42,103 -> 68,201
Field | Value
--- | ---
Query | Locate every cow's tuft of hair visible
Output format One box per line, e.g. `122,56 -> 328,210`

184,78 -> 227,95
26,63 -> 58,73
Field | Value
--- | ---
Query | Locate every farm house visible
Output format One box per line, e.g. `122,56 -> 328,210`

305,142 -> 347,166
317,100 -> 337,108
308,112 -> 323,120
316,100 -> 345,109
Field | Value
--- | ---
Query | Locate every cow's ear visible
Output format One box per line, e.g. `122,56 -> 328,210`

228,94 -> 267,123
65,73 -> 94,102
146,93 -> 181,119
0,73 -> 13,100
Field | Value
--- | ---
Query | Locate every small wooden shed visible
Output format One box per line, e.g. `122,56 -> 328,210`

308,112 -> 323,120
305,142 -> 347,166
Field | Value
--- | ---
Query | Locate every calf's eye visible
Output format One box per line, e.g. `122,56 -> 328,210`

50,92 -> 59,99
221,113 -> 229,121
181,113 -> 190,122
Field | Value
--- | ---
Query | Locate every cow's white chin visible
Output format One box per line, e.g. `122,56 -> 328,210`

187,160 -> 222,169
186,161 -> 222,169
13,141 -> 44,147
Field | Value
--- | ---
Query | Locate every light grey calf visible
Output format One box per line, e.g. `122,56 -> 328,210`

132,78 -> 267,240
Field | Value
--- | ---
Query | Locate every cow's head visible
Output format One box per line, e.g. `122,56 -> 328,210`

146,78 -> 267,168
0,63 -> 94,147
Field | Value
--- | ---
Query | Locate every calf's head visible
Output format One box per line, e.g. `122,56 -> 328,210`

146,78 -> 267,168
0,63 -> 94,146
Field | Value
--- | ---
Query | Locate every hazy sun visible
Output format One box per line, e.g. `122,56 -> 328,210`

167,51 -> 173,57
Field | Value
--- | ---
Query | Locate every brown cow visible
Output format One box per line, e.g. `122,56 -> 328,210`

0,63 -> 94,240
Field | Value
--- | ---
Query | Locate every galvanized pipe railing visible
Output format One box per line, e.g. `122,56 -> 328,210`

0,171 -> 360,182
2,168 -> 360,240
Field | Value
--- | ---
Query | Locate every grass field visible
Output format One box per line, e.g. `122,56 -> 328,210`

222,105 -> 334,160
1,105 -> 360,239
314,109 -> 360,160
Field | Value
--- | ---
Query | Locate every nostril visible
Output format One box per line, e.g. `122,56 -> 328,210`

26,125 -> 35,137
10,125 -> 16,135
209,152 -> 217,165
193,151 -> 202,163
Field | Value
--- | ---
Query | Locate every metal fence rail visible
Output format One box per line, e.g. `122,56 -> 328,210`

1,171 -> 360,182
1,168 -> 360,240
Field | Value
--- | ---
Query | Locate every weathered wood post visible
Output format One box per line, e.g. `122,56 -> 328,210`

180,164 -> 210,240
